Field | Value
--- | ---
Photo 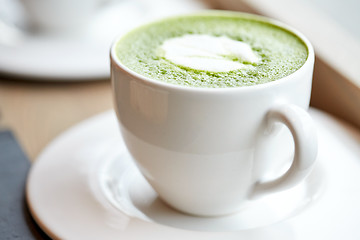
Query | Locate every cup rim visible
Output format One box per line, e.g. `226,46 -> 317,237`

110,10 -> 315,93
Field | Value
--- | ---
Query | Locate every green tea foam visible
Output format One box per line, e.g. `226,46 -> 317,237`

115,12 -> 308,88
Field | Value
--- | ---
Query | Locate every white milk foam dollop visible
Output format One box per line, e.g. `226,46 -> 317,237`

159,34 -> 260,72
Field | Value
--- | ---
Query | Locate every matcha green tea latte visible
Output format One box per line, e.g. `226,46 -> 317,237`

114,12 -> 308,88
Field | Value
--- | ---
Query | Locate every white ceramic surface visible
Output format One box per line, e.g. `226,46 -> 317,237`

111,12 -> 317,216
19,0 -> 105,33
0,0 -> 207,80
27,108 -> 360,240
99,143 -> 324,231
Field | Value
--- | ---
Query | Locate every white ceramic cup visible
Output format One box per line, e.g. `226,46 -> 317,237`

110,12 -> 317,217
19,0 -> 106,34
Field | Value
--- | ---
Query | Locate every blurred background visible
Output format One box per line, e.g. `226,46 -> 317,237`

0,0 -> 359,160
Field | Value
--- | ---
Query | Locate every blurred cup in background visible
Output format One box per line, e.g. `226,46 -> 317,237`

19,0 -> 107,34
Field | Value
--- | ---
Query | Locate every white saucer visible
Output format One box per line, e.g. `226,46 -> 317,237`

26,108 -> 360,239
0,0 -> 207,80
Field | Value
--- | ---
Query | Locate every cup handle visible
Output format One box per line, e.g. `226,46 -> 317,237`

250,104 -> 318,199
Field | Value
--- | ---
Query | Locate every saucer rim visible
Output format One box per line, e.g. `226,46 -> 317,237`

26,108 -> 360,239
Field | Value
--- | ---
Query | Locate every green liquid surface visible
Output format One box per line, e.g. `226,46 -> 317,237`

115,12 -> 308,88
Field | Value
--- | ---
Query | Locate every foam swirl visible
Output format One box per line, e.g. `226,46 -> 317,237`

159,34 -> 260,72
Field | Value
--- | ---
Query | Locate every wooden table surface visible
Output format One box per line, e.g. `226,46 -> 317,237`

0,77 -> 113,162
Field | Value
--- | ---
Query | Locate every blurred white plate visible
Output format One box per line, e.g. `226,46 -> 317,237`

0,0 -> 207,80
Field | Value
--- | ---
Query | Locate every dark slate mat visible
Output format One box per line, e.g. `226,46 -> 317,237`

0,130 -> 51,240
